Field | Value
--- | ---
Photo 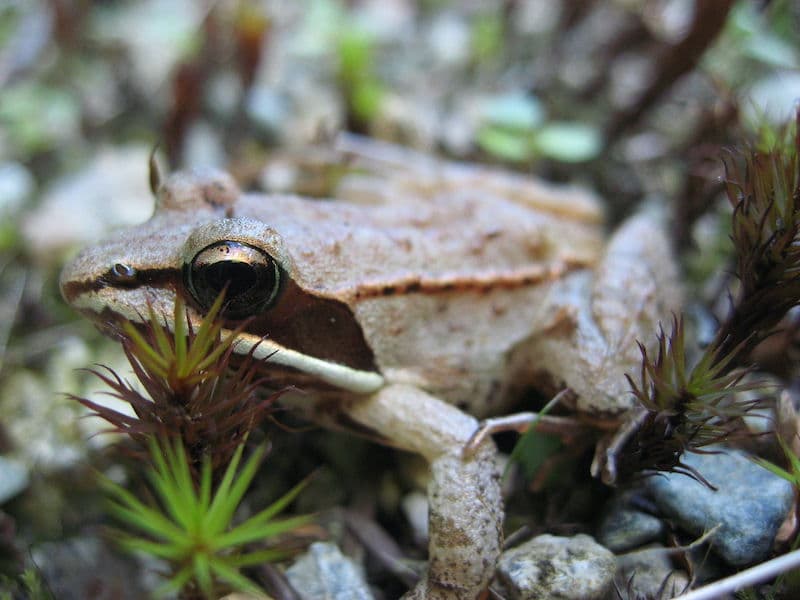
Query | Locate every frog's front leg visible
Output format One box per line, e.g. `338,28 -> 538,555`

344,383 -> 503,600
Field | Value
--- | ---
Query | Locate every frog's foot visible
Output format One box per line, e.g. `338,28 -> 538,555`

344,384 -> 503,600
464,388 -> 581,455
590,406 -> 650,485
464,412 -> 604,457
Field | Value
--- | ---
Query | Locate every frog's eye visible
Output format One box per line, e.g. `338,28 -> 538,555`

186,241 -> 281,318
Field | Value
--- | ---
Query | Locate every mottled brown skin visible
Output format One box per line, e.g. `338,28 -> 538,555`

61,141 -> 680,599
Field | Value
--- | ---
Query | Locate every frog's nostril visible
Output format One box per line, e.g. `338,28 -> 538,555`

110,263 -> 138,284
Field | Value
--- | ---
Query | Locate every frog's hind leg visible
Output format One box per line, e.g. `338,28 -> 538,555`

343,383 -> 503,600
528,211 -> 681,416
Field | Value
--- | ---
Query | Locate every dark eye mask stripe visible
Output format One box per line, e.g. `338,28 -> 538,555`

61,267 -> 180,302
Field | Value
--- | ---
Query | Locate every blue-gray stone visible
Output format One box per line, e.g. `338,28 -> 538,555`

615,545 -> 689,600
286,542 -> 374,600
596,492 -> 665,552
644,448 -> 793,567
0,456 -> 29,504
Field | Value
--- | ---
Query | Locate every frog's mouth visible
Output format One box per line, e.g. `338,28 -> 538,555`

227,331 -> 385,394
68,285 -> 385,396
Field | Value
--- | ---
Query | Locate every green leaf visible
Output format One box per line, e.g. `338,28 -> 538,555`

351,80 -> 385,123
480,93 -> 544,131
471,13 -> 503,62
116,536 -> 187,560
209,444 -> 268,533
146,441 -> 195,531
165,440 -> 200,527
752,457 -> 795,484
510,432 -> 562,481
338,28 -> 375,85
149,306 -> 176,365
476,126 -> 534,162
199,456 -> 213,513
186,291 -> 225,359
508,391 -> 568,479
532,122 -> 602,162
204,442 -> 249,533
216,515 -> 312,549
101,486 -> 186,544
227,548 -> 290,567
193,552 -> 214,598
173,302 -> 188,373
209,559 -> 263,596
233,473 -> 312,528
121,322 -> 169,377
153,565 -> 195,598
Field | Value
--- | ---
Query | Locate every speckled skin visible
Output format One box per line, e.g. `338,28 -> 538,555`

60,141 -> 680,599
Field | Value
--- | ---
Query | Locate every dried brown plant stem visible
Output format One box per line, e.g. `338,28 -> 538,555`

604,0 -> 734,144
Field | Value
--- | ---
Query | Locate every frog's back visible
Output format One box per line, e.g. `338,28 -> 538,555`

237,160 -> 604,294
236,155 -> 605,413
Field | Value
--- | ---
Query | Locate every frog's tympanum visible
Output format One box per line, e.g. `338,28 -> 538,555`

60,138 -> 680,599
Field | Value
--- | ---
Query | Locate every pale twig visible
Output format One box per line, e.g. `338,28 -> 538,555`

676,548 -> 800,600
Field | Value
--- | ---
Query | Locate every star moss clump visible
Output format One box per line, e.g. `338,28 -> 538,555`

607,111 -> 800,485
75,293 -> 279,473
101,436 -> 310,599
73,292 -> 311,599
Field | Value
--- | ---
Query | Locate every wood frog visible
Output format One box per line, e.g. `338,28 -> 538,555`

60,136 -> 680,599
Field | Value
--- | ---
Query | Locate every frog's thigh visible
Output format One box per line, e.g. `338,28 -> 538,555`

533,213 -> 680,414
344,383 -> 503,600
592,212 -> 681,342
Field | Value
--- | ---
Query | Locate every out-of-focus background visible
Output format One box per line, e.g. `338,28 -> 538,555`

0,1 -> 799,598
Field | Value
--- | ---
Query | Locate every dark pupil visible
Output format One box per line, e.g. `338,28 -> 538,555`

188,241 -> 280,319
203,261 -> 257,296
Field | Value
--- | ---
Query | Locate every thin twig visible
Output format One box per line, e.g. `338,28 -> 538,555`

676,548 -> 800,600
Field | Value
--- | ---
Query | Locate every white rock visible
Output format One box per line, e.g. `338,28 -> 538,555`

286,542 -> 374,600
496,534 -> 615,600
22,145 -> 154,261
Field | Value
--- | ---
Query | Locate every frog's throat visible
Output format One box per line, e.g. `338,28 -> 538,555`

228,331 -> 385,394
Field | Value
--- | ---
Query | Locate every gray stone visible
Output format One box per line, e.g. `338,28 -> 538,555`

285,541 -> 374,600
0,456 -> 29,504
31,537 -> 146,600
496,534 -> 615,600
596,492 -> 665,552
615,545 -> 689,600
644,448 -> 794,567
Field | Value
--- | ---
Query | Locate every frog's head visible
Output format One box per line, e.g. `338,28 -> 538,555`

60,168 -> 383,394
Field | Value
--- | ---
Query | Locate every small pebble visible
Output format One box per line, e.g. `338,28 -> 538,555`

285,541 -> 374,600
495,534 -> 615,600
400,490 -> 429,544
614,545 -> 690,600
596,491 -> 665,552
